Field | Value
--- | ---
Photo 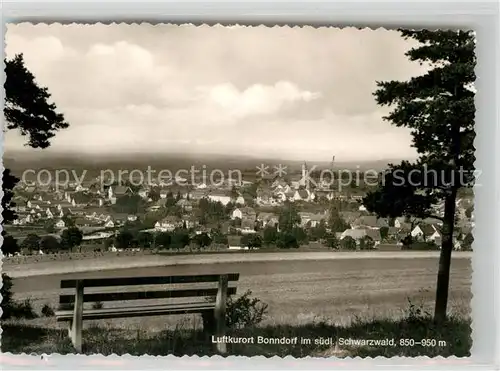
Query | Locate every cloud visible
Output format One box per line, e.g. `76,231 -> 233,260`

200,81 -> 321,118
4,24 -> 425,161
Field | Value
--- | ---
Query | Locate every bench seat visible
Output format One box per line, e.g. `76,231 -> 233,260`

57,273 -> 239,354
56,302 -> 215,321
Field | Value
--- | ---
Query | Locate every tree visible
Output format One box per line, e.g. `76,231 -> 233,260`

230,185 -> 239,200
278,202 -> 301,232
310,220 -> 327,241
103,237 -> 114,250
242,234 -> 262,249
136,232 -> 154,249
148,189 -> 161,202
44,220 -> 56,234
171,230 -> 190,249
155,232 -> 172,249
324,233 -> 339,249
464,206 -> 473,219
276,232 -> 299,249
328,207 -> 350,233
292,227 -> 308,245
462,232 -> 473,250
21,233 -> 41,254
114,230 -> 135,250
5,54 -> 69,148
2,55 -> 69,253
192,232 -> 212,249
61,227 -> 83,251
263,226 -> 279,246
340,236 -> 356,251
40,235 -> 61,253
212,229 -> 229,245
2,169 -> 19,224
1,273 -> 14,320
359,236 -> 375,250
363,30 -> 475,322
379,226 -> 389,241
1,233 -> 20,256
62,215 -> 75,227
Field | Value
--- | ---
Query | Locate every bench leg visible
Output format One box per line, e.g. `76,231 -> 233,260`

214,275 -> 228,354
70,281 -> 84,353
202,311 -> 216,341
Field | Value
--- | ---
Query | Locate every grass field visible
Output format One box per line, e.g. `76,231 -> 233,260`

2,254 -> 471,357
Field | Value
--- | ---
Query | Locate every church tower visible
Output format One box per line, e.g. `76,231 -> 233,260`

302,161 -> 310,190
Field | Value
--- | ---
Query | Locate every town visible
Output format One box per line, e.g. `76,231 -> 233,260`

3,161 -> 475,258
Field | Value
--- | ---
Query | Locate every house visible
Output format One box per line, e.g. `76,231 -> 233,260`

339,228 -> 380,246
257,191 -> 276,206
108,185 -> 133,201
298,212 -> 326,228
181,214 -> 199,229
82,231 -> 114,241
339,211 -> 362,225
233,195 -> 245,205
148,198 -> 168,211
208,191 -> 232,206
75,184 -> 86,192
104,219 -> 115,228
189,189 -> 208,200
411,224 -> 441,242
365,229 -> 382,245
137,187 -> 149,199
256,212 -> 279,228
155,216 -> 182,232
354,215 -> 388,229
340,228 -> 367,241
421,217 -> 443,226
55,219 -> 66,229
232,207 -> 257,221
293,189 -> 314,202
176,199 -> 193,211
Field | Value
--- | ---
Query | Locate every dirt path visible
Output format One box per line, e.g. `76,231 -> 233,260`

3,250 -> 471,278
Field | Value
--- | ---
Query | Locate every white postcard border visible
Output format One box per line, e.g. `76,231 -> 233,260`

0,0 -> 498,370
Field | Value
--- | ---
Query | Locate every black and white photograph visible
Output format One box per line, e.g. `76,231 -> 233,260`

1,23 -> 474,358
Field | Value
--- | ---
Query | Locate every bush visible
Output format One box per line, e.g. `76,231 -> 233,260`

1,273 -> 14,320
92,301 -> 104,309
11,298 -> 38,319
201,290 -> 269,334
225,290 -> 268,329
41,303 -> 55,317
408,241 -> 439,251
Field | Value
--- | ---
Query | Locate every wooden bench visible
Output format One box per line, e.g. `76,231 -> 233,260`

55,273 -> 239,353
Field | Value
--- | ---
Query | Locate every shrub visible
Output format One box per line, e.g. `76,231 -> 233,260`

406,298 -> 432,325
408,241 -> 439,251
225,290 -> 268,329
1,273 -> 14,320
92,301 -> 104,309
201,290 -> 269,334
11,298 -> 38,319
41,303 -> 55,317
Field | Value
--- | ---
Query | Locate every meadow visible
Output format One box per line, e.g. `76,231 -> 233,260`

2,254 -> 471,357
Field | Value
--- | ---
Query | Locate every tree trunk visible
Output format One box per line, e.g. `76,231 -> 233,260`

434,187 -> 458,322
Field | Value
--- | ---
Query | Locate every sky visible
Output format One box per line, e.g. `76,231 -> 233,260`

4,24 -> 428,162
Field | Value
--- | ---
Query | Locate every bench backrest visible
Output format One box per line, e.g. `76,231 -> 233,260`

59,273 -> 239,305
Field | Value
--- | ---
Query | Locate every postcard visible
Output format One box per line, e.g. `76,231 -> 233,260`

1,23 -> 474,358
